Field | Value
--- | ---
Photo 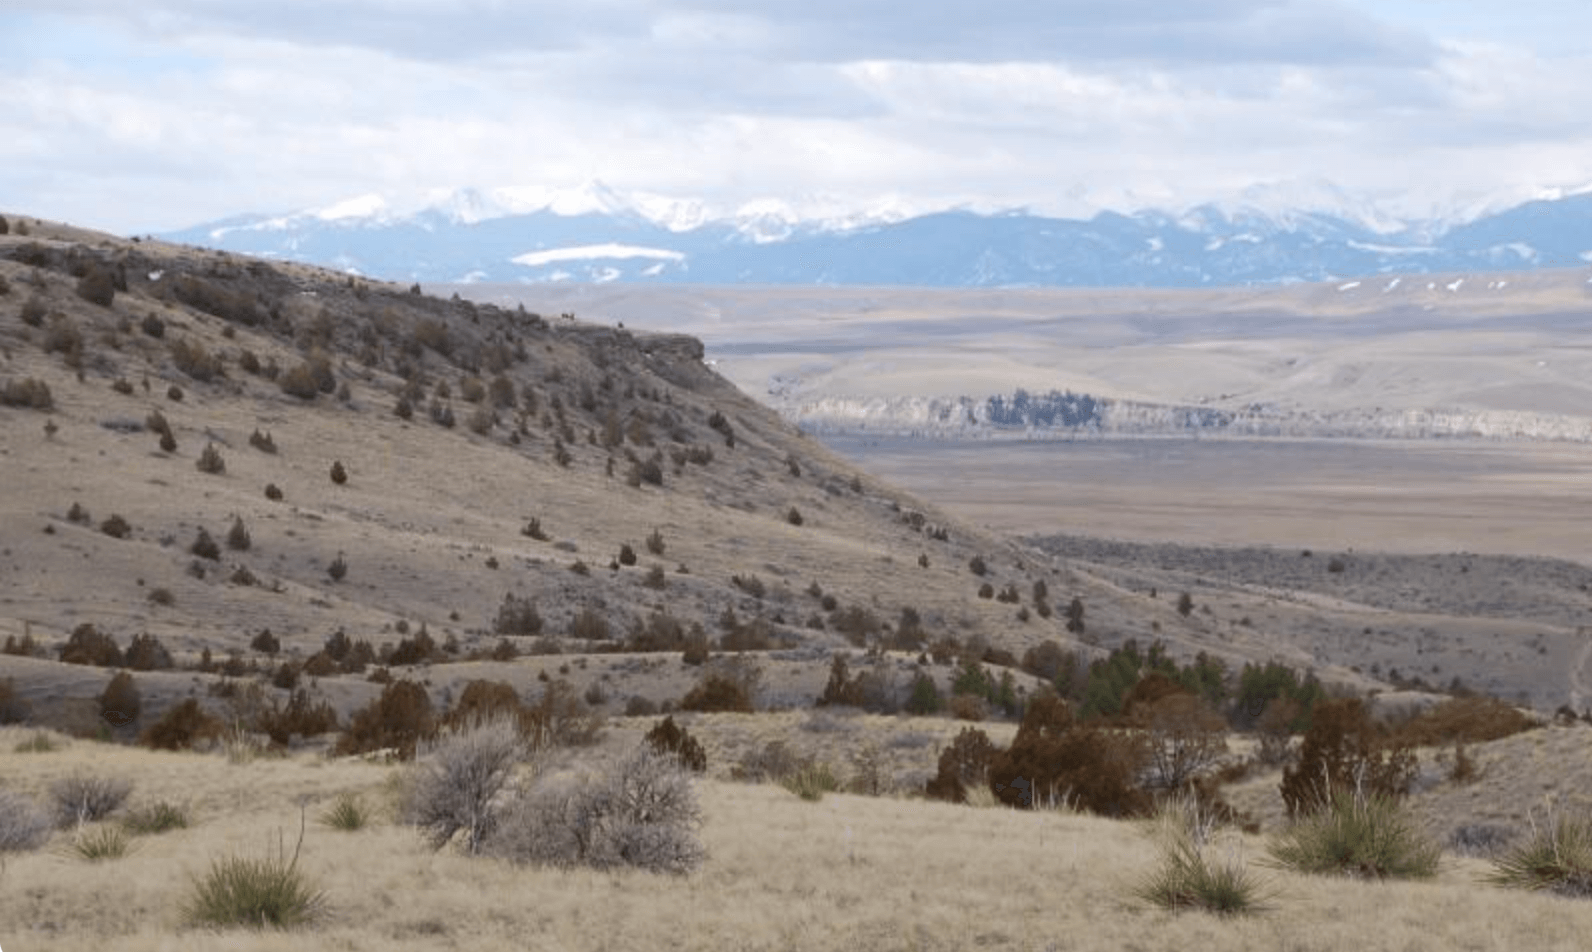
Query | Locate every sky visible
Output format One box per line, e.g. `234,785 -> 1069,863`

2,0 -> 1590,234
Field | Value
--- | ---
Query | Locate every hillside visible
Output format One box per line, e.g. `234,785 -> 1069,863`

3,213 -> 1589,729
0,214 -> 1097,731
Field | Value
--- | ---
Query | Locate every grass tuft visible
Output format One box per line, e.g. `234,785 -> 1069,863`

121,800 -> 190,836
319,793 -> 371,832
1130,796 -> 1278,917
62,824 -> 135,862
1484,800 -> 1592,898
180,812 -> 327,931
1261,784 -> 1442,881
781,762 -> 842,802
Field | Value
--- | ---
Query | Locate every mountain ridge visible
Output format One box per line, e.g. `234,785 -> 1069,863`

157,183 -> 1592,289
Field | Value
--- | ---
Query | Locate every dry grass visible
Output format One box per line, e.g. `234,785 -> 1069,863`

0,727 -> 1590,950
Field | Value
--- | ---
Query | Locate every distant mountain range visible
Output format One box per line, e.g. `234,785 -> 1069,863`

159,182 -> 1592,288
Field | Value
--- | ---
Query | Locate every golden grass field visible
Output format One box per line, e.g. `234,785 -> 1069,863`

4,721 -> 1592,952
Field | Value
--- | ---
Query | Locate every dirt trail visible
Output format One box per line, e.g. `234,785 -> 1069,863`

1570,631 -> 1592,713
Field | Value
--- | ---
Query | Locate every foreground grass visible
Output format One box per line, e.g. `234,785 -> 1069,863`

1,730 -> 1591,950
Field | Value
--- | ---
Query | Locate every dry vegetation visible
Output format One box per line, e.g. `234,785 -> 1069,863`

3,215 -> 1592,948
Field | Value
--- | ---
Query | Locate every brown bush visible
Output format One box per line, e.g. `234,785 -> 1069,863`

98,671 -> 142,725
59,623 -> 123,667
494,594 -> 543,636
925,727 -> 998,804
170,337 -> 222,381
1390,695 -> 1540,748
196,442 -> 226,475
75,266 -> 116,308
191,527 -> 220,561
256,689 -> 339,746
645,715 -> 707,773
335,679 -> 435,761
681,674 -> 753,713
171,273 -> 259,325
1,377 -> 54,409
125,633 -> 174,670
330,460 -> 348,485
523,679 -> 604,749
1134,692 -> 1229,789
1280,697 -> 1419,818
0,677 -> 31,724
140,698 -> 223,751
985,694 -> 1153,817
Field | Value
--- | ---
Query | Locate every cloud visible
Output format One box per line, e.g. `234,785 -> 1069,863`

0,1 -> 1589,234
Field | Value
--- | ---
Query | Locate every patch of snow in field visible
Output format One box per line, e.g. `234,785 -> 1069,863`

1384,277 -> 1401,292
1447,279 -> 1465,292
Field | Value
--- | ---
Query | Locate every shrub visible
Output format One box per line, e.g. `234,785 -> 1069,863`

1484,803 -> 1592,898
0,677 -> 34,726
248,429 -> 276,454
329,460 -> 348,485
1136,692 -> 1229,789
495,594 -> 543,636
125,633 -> 174,670
59,623 -> 123,667
646,528 -> 666,555
14,730 -> 56,752
278,357 -> 332,400
264,483 -> 283,502
256,689 -> 339,746
1132,795 -> 1278,917
335,679 -> 434,761
225,516 -> 252,552
171,273 -> 260,325
76,266 -> 116,307
0,376 -> 54,409
786,506 -> 804,526
568,607 -> 610,641
98,671 -> 142,725
486,745 -> 705,874
122,801 -> 190,836
926,727 -> 998,804
196,442 -> 226,475
0,789 -> 52,854
644,715 -> 707,773
191,527 -> 221,560
171,337 -> 222,381
327,554 -> 347,581
179,819 -> 326,930
140,698 -> 224,751
1280,698 -> 1417,819
618,543 -> 638,566
1177,592 -> 1195,617
141,313 -> 166,337
20,294 -> 47,326
65,824 -> 134,861
988,695 -> 1153,817
403,713 -> 525,853
49,773 -> 134,826
1392,695 -> 1540,748
681,673 -> 753,713
1262,786 -> 1441,880
969,555 -> 987,576
905,672 -> 944,715
319,794 -> 369,832
781,762 -> 841,801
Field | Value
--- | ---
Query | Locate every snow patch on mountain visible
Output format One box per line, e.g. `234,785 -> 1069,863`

511,244 -> 687,267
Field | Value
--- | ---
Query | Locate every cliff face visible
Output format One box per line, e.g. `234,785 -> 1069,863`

782,393 -> 1592,444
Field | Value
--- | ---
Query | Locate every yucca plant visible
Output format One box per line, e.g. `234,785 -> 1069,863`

1484,800 -> 1592,898
781,762 -> 842,802
1130,795 -> 1279,917
319,793 -> 369,832
1262,780 -> 1441,880
63,824 -> 134,861
121,800 -> 190,836
181,811 -> 326,930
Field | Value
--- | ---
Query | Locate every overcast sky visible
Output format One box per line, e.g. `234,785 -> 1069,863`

3,1 -> 1590,233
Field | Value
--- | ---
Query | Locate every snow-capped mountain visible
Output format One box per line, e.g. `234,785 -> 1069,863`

160,181 -> 1592,288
